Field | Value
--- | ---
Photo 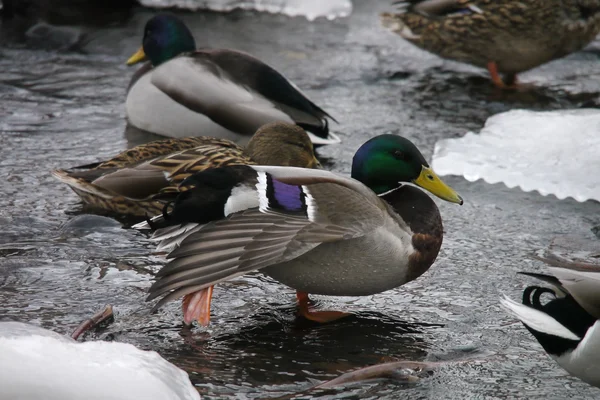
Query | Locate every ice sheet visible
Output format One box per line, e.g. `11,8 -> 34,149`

137,0 -> 353,21
432,109 -> 600,203
0,321 -> 200,400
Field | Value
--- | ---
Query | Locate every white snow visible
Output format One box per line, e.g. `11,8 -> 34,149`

432,109 -> 600,203
0,321 -> 201,400
137,0 -> 352,21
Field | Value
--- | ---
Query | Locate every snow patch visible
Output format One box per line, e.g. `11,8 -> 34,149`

432,109 -> 600,203
0,321 -> 200,400
137,0 -> 352,21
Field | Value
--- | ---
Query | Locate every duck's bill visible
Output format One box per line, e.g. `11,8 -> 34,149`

312,156 -> 323,169
126,47 -> 147,66
413,166 -> 463,205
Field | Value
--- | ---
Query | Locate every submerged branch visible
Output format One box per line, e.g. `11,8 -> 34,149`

71,304 -> 114,341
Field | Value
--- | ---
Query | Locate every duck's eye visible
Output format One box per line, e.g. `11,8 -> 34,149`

392,150 -> 406,160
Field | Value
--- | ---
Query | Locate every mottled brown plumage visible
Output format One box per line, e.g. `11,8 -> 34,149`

381,0 -> 600,86
52,122 -> 320,218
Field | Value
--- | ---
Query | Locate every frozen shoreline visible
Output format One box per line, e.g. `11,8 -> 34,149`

432,109 -> 600,203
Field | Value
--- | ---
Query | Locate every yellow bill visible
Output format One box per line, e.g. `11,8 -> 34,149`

311,156 -> 323,169
126,47 -> 147,66
413,166 -> 463,205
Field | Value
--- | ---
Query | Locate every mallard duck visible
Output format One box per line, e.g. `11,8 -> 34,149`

52,122 -> 321,218
125,13 -> 340,146
501,254 -> 600,388
380,0 -> 600,88
133,134 -> 463,326
0,321 -> 200,399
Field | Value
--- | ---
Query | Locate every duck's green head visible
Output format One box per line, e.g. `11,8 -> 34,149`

352,134 -> 463,204
126,14 -> 196,67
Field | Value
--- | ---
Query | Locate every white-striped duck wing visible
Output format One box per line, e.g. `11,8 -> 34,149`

147,165 -> 389,309
251,165 -> 388,230
500,296 -> 581,341
149,55 -> 296,135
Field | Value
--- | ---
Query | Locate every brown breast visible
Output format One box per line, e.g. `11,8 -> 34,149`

381,185 -> 444,282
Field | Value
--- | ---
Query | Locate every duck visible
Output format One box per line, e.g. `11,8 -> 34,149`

133,134 -> 464,326
0,321 -> 200,400
125,13 -> 340,146
501,254 -> 600,388
380,0 -> 600,89
52,122 -> 321,218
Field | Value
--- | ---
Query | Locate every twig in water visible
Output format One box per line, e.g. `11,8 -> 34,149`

267,359 -> 464,400
315,360 -> 442,389
71,304 -> 114,341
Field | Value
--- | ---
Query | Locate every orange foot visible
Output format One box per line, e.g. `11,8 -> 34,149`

296,291 -> 351,323
182,286 -> 214,326
486,61 -> 525,90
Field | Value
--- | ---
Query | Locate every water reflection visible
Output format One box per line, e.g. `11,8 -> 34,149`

163,310 -> 437,397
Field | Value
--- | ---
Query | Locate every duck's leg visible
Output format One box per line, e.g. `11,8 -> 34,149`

486,62 -> 528,90
296,291 -> 351,323
487,61 -> 509,88
182,286 -> 214,326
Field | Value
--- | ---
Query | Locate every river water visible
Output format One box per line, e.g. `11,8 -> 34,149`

1,1 -> 600,399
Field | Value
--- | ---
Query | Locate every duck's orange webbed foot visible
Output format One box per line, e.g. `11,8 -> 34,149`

486,61 -> 528,90
182,285 -> 214,326
296,291 -> 351,323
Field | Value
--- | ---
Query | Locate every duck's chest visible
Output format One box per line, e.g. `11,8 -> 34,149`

263,225 -> 416,296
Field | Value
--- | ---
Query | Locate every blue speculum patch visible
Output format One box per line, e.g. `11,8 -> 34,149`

266,175 -> 307,214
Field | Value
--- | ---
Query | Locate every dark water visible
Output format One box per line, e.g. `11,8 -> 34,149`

1,1 -> 600,398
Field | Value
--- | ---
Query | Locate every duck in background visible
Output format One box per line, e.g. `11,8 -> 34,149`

0,321 -> 200,400
380,0 -> 600,89
125,13 -> 340,146
52,122 -> 321,218
501,254 -> 600,388
134,134 -> 463,327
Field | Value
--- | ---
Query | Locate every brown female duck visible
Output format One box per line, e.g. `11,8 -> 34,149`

52,122 -> 321,218
381,0 -> 600,88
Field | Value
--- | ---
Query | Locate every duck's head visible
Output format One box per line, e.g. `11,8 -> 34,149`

352,134 -> 463,204
126,14 -> 196,67
245,122 -> 321,169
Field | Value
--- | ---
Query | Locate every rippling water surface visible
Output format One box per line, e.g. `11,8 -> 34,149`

1,1 -> 600,398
